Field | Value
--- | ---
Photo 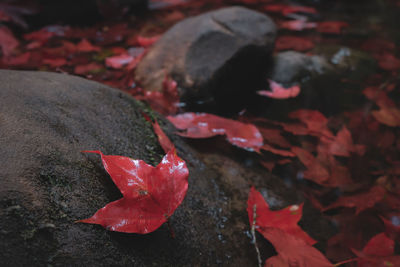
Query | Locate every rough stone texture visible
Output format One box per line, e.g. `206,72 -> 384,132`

0,70 -> 332,266
269,51 -> 333,85
135,6 -> 276,111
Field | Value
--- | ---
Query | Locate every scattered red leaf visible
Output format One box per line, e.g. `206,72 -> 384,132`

0,26 -> 19,57
136,76 -> 179,115
74,62 -> 104,75
137,35 -> 161,47
258,80 -> 301,99
323,186 -> 386,214
261,228 -> 333,267
352,233 -> 400,267
76,38 -> 101,52
263,4 -> 317,16
275,35 -> 314,51
167,113 -> 263,152
288,109 -> 334,138
258,127 -> 291,148
372,107 -> 400,127
43,58 -> 67,67
105,54 -> 134,69
279,20 -> 317,31
247,187 -> 316,245
261,143 -> 296,157
78,148 -> 189,233
376,53 -> 400,71
143,114 -> 175,153
317,21 -> 349,34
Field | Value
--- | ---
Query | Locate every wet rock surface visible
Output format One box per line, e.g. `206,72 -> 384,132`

0,70 -> 333,266
269,51 -> 332,85
135,6 -> 276,112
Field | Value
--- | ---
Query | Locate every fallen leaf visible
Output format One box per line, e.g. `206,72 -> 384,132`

261,143 -> 296,157
0,26 -> 19,57
78,148 -> 189,233
43,58 -> 67,67
137,35 -> 160,47
275,36 -> 314,51
74,62 -> 104,75
279,20 -> 317,31
258,80 -> 301,99
167,113 -> 263,152
258,127 -> 291,148
323,186 -> 386,214
262,228 -> 332,267
247,187 -> 316,245
317,21 -> 349,34
376,53 -> 400,71
76,38 -> 101,52
105,54 -> 134,69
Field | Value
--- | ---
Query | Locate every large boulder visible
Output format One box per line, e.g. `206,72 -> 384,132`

135,6 -> 277,112
0,70 -> 331,266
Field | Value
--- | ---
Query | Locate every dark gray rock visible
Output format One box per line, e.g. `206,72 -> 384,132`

135,6 -> 277,111
0,70 -> 333,266
269,51 -> 333,85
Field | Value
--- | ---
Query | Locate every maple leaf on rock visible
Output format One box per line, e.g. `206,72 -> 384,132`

78,148 -> 189,234
247,187 -> 316,245
167,112 -> 263,152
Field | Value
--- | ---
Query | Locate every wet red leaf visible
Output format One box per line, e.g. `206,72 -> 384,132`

43,58 -> 67,67
105,54 -> 134,69
279,20 -> 317,31
352,233 -> 400,267
317,21 -> 349,34
317,126 -> 366,157
275,36 -> 314,51
143,114 -> 175,153
137,35 -> 161,47
167,113 -> 263,152
372,107 -> 400,127
263,4 -> 317,16
376,53 -> 400,71
136,76 -> 179,115
262,228 -> 332,267
78,148 -> 189,233
0,26 -> 19,57
247,187 -> 316,245
1,51 -> 30,66
74,62 -> 104,75
261,143 -> 296,157
258,80 -> 301,99
323,186 -> 386,214
76,38 -> 101,52
258,127 -> 291,148
288,109 -> 334,138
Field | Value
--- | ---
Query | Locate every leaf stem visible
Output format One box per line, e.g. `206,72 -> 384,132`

251,204 -> 262,267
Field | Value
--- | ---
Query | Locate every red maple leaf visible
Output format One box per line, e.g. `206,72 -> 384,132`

275,36 -> 315,52
78,148 -> 189,233
323,186 -> 386,214
262,228 -> 333,267
258,80 -> 301,99
247,187 -> 316,245
0,26 -> 19,57
352,233 -> 400,267
76,38 -> 101,52
167,112 -> 263,152
317,21 -> 349,34
279,20 -> 317,31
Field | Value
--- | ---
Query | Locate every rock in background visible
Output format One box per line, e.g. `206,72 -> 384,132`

135,6 -> 277,112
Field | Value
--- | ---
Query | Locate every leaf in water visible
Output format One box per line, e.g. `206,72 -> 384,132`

78,148 -> 189,234
247,187 -> 316,245
74,62 -> 104,75
258,80 -> 301,99
167,112 -> 263,152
